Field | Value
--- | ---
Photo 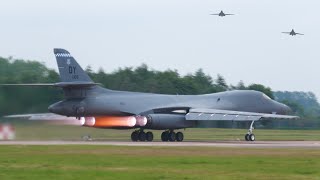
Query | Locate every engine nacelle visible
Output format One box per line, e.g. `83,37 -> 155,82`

145,114 -> 196,130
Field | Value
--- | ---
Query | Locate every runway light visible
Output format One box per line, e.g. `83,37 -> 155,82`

93,116 -> 137,128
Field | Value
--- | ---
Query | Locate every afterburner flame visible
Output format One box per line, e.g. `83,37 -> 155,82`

135,116 -> 148,126
93,116 -> 137,128
83,117 -> 95,126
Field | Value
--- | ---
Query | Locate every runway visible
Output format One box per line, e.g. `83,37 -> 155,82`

1,140 -> 320,148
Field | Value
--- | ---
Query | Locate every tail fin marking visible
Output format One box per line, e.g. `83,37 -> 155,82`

54,48 -> 92,83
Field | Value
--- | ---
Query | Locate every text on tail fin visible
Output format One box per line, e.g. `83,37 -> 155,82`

54,48 -> 93,83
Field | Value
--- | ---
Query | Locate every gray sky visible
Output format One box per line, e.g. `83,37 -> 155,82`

1,0 -> 320,97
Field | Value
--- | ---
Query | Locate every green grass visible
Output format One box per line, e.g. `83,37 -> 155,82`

1,120 -> 320,179
0,145 -> 319,180
1,119 -> 319,141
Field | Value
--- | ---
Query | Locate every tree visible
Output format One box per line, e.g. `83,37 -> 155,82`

247,84 -> 274,99
216,74 -> 228,91
236,80 -> 246,90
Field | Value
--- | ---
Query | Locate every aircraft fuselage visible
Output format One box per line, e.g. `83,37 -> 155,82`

49,87 -> 290,117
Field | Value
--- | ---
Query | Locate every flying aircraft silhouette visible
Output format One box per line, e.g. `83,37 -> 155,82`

282,29 -> 304,36
210,10 -> 234,17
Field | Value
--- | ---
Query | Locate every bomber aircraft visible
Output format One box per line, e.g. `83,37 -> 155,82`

210,10 -> 235,17
2,49 -> 298,142
282,29 -> 304,36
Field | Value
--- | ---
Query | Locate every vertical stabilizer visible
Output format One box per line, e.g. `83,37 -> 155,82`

54,48 -> 92,83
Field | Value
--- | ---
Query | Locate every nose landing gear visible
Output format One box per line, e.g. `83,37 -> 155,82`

245,121 -> 255,141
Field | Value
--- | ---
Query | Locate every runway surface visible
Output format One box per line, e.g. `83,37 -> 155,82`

1,140 -> 320,148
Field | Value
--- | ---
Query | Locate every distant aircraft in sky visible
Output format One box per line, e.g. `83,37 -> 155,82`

210,10 -> 234,17
1,49 -> 297,142
282,29 -> 304,36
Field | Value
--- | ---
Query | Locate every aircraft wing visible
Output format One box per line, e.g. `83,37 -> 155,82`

296,33 -> 304,35
185,108 -> 299,121
281,32 -> 290,34
224,14 -> 234,15
210,14 -> 220,15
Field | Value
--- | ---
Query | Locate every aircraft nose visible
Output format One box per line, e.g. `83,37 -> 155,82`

271,101 -> 292,115
283,104 -> 293,115
277,103 -> 292,115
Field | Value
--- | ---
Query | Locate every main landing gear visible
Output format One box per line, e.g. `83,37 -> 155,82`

130,130 -> 184,142
131,130 -> 154,142
245,121 -> 255,141
161,130 -> 184,142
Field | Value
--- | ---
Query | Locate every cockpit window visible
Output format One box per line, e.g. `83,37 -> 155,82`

262,94 -> 271,100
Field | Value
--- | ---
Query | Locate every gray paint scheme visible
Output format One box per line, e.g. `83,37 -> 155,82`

1,48 -> 297,132
282,29 -> 304,36
211,10 -> 234,17
47,48 -> 296,131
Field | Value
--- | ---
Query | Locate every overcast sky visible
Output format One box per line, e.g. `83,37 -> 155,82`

0,0 -> 319,97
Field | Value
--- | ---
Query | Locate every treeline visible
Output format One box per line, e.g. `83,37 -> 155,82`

0,57 -> 61,115
86,64 -> 274,98
0,57 -> 319,120
274,91 -> 320,118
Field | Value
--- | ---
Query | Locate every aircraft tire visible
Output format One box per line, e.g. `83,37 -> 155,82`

138,131 -> 146,141
249,134 -> 255,141
146,132 -> 154,142
168,132 -> 176,142
176,132 -> 184,142
161,131 -> 169,141
245,134 -> 250,141
131,131 -> 139,141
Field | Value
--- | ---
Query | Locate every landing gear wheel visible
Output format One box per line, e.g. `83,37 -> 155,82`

245,121 -> 256,142
131,131 -> 139,141
176,132 -> 184,142
168,132 -> 176,142
161,131 -> 169,141
245,134 -> 250,141
138,131 -> 146,141
146,132 -> 154,142
249,134 -> 255,141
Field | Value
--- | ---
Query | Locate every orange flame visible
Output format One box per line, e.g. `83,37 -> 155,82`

93,116 -> 136,128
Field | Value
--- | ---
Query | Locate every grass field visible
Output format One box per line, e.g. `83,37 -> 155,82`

1,119 -> 319,141
0,145 -> 319,180
1,120 -> 320,179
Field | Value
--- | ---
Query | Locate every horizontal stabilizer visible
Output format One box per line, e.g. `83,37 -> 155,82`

0,82 -> 100,88
0,83 -> 55,86
3,113 -> 82,126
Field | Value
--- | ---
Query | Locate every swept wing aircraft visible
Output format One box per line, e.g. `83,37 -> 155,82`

2,49 -> 298,142
210,10 -> 234,17
282,29 -> 304,36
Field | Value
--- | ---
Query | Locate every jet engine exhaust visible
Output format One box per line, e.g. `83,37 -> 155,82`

94,116 -> 136,127
81,116 -> 145,128
135,116 -> 148,127
80,117 -> 95,126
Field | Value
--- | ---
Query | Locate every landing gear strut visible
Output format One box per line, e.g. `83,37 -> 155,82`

161,130 -> 184,142
245,121 -> 255,141
131,130 -> 154,142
